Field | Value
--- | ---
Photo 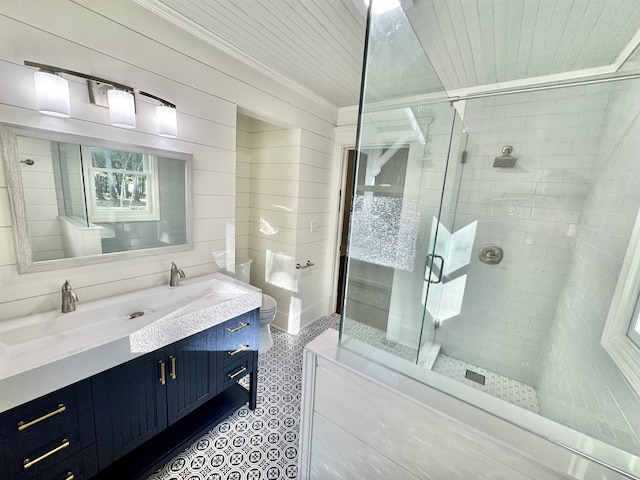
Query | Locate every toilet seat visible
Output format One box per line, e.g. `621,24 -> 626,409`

261,294 -> 276,311
257,294 -> 277,353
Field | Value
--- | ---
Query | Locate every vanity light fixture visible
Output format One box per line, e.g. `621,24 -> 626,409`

25,61 -> 178,137
107,88 -> 136,129
155,104 -> 178,138
33,70 -> 71,117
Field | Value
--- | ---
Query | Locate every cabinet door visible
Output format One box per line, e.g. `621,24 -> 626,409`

92,350 -> 167,468
166,328 -> 217,425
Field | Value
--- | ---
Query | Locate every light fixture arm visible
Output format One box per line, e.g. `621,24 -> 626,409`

138,90 -> 176,109
24,60 -> 176,108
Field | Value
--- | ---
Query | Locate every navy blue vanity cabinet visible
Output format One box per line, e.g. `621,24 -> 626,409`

0,380 -> 97,480
217,309 -> 259,409
91,325 -> 219,470
91,349 -> 168,468
165,327 -> 217,424
87,309 -> 259,479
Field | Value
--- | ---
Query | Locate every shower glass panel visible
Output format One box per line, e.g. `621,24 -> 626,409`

340,5 -> 459,364
341,0 -> 640,475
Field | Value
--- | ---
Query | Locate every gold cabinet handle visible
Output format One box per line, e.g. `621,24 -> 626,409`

227,322 -> 249,333
23,438 -> 70,469
228,345 -> 249,356
18,404 -> 66,431
159,360 -> 166,385
228,366 -> 247,379
65,473 -> 75,480
169,355 -> 177,380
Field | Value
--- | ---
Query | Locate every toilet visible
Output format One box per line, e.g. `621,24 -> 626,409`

235,258 -> 277,353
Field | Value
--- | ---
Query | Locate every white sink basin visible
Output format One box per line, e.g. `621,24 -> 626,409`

0,273 -> 261,382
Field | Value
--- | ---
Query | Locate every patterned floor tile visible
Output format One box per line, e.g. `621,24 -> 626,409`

343,318 -> 539,413
432,354 -> 540,413
342,317 -> 418,362
148,314 -> 340,480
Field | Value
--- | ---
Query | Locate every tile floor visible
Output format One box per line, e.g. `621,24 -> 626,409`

148,314 -> 538,479
147,314 -> 340,480
432,354 -> 539,413
341,317 -> 418,362
342,318 -> 539,413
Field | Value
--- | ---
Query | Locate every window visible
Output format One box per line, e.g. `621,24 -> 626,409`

83,147 -> 159,222
601,209 -> 640,399
627,294 -> 640,348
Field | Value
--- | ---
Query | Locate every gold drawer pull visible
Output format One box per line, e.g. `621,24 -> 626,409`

228,366 -> 247,379
65,473 -> 75,480
169,355 -> 177,380
228,345 -> 249,356
18,404 -> 66,431
159,360 -> 166,385
23,438 -> 70,469
227,322 -> 249,333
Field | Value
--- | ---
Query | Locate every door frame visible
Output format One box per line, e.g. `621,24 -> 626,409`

326,117 -> 357,318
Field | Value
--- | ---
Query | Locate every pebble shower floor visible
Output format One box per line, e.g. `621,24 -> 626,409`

148,314 -> 340,480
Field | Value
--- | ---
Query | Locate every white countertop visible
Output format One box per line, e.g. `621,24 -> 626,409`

0,272 -> 262,413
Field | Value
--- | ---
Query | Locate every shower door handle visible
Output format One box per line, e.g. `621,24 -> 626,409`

425,254 -> 445,284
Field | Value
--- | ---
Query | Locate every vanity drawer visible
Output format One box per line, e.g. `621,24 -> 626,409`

5,433 -> 83,478
0,386 -> 78,443
21,447 -> 97,480
217,310 -> 258,352
0,380 -> 95,479
219,343 -> 253,370
219,355 -> 252,391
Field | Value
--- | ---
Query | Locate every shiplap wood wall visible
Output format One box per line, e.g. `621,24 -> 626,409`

0,0 -> 337,324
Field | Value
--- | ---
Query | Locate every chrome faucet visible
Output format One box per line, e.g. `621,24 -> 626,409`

170,262 -> 185,287
61,279 -> 78,313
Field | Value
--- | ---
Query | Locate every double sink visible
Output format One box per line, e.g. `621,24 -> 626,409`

0,272 -> 262,411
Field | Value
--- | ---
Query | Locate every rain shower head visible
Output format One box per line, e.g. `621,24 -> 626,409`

493,145 -> 518,168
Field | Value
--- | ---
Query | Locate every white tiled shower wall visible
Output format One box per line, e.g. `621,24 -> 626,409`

437,85 -> 609,386
537,80 -> 640,453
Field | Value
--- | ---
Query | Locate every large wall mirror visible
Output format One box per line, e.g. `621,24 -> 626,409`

0,125 -> 193,273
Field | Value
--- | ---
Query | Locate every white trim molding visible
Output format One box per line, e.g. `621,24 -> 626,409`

601,206 -> 640,400
133,0 -> 339,112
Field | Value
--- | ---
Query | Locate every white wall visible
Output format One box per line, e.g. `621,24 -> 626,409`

538,80 -> 640,453
235,115 -> 252,262
438,86 -> 609,386
0,0 -> 337,323
237,116 -> 333,333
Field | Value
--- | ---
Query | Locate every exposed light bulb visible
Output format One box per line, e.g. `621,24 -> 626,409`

33,71 -> 71,117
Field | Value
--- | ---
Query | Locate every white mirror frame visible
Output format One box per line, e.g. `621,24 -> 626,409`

0,124 -> 194,274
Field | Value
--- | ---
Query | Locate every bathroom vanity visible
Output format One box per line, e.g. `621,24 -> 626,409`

0,273 -> 261,480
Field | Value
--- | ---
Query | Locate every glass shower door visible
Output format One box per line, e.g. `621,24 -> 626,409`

417,115 -> 474,367
340,4 -> 464,365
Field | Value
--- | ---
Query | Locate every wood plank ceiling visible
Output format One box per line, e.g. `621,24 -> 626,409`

140,0 -> 640,107
145,0 -> 368,107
